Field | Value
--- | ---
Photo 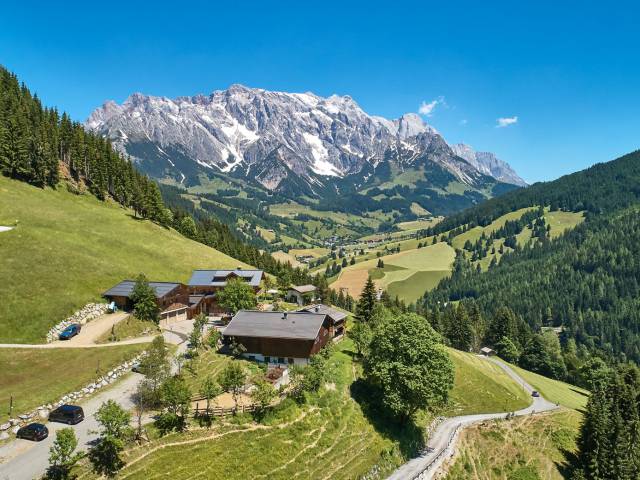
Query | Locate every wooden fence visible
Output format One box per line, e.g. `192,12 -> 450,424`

190,396 -> 256,418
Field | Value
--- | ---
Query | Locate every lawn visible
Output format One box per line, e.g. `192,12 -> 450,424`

510,364 -> 589,411
0,176 -> 249,343
0,344 -> 148,423
76,341 -> 534,480
96,316 -> 159,343
444,409 -> 581,480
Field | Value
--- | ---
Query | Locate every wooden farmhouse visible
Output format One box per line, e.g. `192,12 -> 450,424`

102,280 -> 205,324
188,269 -> 264,315
222,310 -> 332,365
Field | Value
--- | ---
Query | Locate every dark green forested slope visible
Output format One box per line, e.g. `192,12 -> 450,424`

420,150 -> 640,368
426,208 -> 640,363
423,149 -> 640,236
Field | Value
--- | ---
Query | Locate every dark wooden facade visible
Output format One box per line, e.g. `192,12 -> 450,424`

226,322 -> 331,360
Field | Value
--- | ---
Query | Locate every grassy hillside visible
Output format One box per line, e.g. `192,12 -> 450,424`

0,344 -> 148,422
510,364 -> 589,411
444,410 -> 581,480
446,350 -> 530,415
0,176 -> 249,343
331,242 -> 455,302
76,341 -> 533,479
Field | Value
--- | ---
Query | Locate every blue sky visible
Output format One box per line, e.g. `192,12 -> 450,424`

1,0 -> 639,183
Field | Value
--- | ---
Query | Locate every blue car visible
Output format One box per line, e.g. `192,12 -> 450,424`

59,323 -> 81,340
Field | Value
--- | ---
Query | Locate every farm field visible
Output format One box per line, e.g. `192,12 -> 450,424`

444,410 -> 581,480
77,343 -> 534,480
0,344 -> 148,423
0,176 -> 249,343
331,242 -> 455,302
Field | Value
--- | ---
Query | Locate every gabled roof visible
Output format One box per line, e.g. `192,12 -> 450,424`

188,269 -> 263,287
298,304 -> 348,322
223,310 -> 326,340
103,280 -> 181,299
289,284 -> 317,294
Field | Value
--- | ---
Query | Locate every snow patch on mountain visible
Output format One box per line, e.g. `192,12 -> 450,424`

86,84 -> 525,192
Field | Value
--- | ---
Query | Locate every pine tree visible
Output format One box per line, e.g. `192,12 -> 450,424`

355,277 -> 377,323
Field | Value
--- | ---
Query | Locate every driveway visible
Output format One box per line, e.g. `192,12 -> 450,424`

0,312 -> 157,349
0,326 -> 191,480
386,357 -> 558,480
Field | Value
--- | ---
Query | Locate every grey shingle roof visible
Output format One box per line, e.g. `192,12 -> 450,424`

188,270 -> 263,288
298,304 -> 348,322
223,310 -> 326,340
289,284 -> 316,294
103,280 -> 181,299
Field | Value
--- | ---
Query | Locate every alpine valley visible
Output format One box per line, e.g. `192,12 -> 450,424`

86,86 -> 526,246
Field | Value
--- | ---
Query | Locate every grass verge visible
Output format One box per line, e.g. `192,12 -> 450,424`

0,343 -> 148,422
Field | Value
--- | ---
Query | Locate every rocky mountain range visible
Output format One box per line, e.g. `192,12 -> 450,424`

86,85 -> 526,199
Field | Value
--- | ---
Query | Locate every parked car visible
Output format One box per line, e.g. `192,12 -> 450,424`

16,423 -> 48,441
48,404 -> 84,425
59,323 -> 81,340
531,390 -> 540,397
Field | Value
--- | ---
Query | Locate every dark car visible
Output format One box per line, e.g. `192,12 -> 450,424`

16,423 -> 48,441
532,390 -> 540,397
59,323 -> 81,340
48,404 -> 84,425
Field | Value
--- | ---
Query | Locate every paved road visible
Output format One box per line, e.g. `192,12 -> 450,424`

386,357 -> 558,480
0,328 -> 190,480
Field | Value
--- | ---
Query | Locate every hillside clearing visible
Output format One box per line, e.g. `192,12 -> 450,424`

0,176 -> 249,343
0,344 -> 148,423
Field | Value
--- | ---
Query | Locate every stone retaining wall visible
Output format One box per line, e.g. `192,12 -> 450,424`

46,303 -> 109,342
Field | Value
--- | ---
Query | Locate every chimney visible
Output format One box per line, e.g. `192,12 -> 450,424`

315,306 -> 319,313
282,312 -> 288,320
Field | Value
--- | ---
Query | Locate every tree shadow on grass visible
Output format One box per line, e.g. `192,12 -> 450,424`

555,447 -> 580,479
350,377 -> 425,459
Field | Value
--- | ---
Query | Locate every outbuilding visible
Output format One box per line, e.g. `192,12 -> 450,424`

480,347 -> 496,356
286,285 -> 317,306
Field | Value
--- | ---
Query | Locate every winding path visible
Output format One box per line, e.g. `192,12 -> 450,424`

386,357 -> 559,480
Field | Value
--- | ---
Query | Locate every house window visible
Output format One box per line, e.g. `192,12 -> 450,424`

288,358 -> 294,364
278,357 -> 285,364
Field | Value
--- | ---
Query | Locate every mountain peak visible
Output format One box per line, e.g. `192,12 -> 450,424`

86,85 -> 525,193
452,143 -> 527,186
